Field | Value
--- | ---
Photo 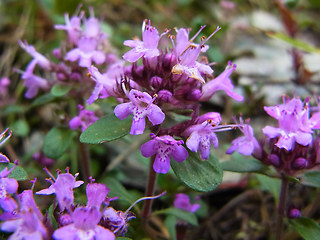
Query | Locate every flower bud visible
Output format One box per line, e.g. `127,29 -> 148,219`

288,208 -> 301,219
163,53 -> 177,70
158,90 -> 172,102
150,76 -> 163,89
59,213 -> 72,226
56,73 -> 66,81
187,89 -> 201,101
269,154 -> 281,167
52,48 -> 61,59
292,157 -> 307,170
70,72 -> 82,81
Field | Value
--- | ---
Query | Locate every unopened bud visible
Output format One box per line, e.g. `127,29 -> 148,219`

187,89 -> 201,101
163,53 -> 177,69
52,48 -> 61,59
150,76 -> 163,89
292,157 -> 307,170
288,208 -> 301,219
158,90 -> 172,102
70,72 -> 82,81
269,154 -> 281,167
59,213 -> 72,226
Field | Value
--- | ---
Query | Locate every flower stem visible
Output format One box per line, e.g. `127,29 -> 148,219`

78,142 -> 91,182
142,155 -> 157,222
276,174 -> 288,240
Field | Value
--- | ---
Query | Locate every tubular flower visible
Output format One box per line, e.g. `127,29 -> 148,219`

114,89 -> 165,135
122,20 -> 168,62
262,97 -> 320,150
141,134 -> 188,174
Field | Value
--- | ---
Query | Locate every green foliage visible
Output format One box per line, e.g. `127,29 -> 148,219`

0,163 -> 28,181
11,119 -> 29,137
221,152 -> 267,173
51,83 -> 72,97
290,217 -> 320,240
80,115 -> 132,144
154,207 -> 198,226
256,174 -> 281,203
171,151 -> 222,192
43,127 -> 74,159
165,215 -> 177,240
300,171 -> 320,188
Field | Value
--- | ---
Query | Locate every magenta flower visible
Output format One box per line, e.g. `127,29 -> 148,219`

86,183 -> 109,209
200,61 -> 243,101
226,119 -> 261,157
262,97 -> 320,150
141,134 -> 188,174
114,89 -> 165,135
65,37 -> 106,68
53,207 -> 115,240
122,20 -> 167,62
18,41 -> 51,72
69,105 -> 98,132
171,27 -> 220,83
1,190 -> 48,240
184,112 -> 222,160
0,166 -> 18,212
36,171 -> 84,211
87,62 -> 124,104
54,12 -> 83,44
174,193 -> 200,213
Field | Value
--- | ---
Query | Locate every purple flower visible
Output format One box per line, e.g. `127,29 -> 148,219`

141,134 -> 188,174
1,190 -> 48,240
174,193 -> 200,213
82,8 -> 107,41
122,20 -> 167,62
0,77 -> 10,96
53,207 -> 115,240
262,97 -> 319,150
36,171 -> 84,211
20,69 -> 49,99
200,61 -> 243,101
0,166 -> 18,212
69,105 -> 98,132
86,183 -> 109,209
54,12 -> 83,44
87,62 -> 124,104
114,89 -> 165,135
171,27 -> 220,83
226,118 -> 261,157
103,207 -> 135,235
184,112 -> 222,160
65,37 -> 106,68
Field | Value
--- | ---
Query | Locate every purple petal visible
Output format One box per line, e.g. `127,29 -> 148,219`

123,39 -> 141,48
153,154 -> 171,174
199,142 -> 211,160
52,224 -> 77,240
147,104 -> 165,125
144,48 -> 160,59
141,140 -> 157,158
0,198 -> 18,212
143,27 -> 160,49
295,131 -> 312,146
78,56 -> 92,68
86,183 -> 109,208
276,134 -> 295,150
123,48 -> 145,62
130,117 -> 145,135
92,51 -> 106,65
186,132 -> 201,152
171,145 -> 188,163
94,226 -> 115,240
0,153 -> 9,163
87,83 -> 104,105
69,116 -> 82,130
3,178 -> 18,194
114,102 -> 133,120
65,49 -> 80,62
262,126 -> 281,138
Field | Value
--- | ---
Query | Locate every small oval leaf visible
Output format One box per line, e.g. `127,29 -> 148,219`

155,207 -> 198,226
290,217 -> 320,240
43,127 -> 73,159
171,151 -> 223,192
51,83 -> 72,97
221,153 -> 267,173
0,163 -> 28,180
80,114 -> 132,144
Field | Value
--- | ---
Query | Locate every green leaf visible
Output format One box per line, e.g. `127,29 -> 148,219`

116,238 -> 133,240
165,215 -> 177,240
31,93 -> 56,107
300,171 -> 320,188
1,105 -> 27,116
154,207 -> 198,226
0,163 -> 28,180
221,153 -> 267,173
268,32 -> 320,54
290,217 -> 320,240
51,83 -> 72,97
171,151 -> 222,192
43,127 -> 73,159
11,120 -> 30,137
256,174 -> 281,203
80,115 -> 132,144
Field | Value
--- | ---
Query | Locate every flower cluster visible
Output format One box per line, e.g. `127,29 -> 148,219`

228,96 -> 320,176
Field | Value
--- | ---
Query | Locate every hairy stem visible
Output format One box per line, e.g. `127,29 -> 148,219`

276,175 -> 288,240
141,155 -> 157,222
